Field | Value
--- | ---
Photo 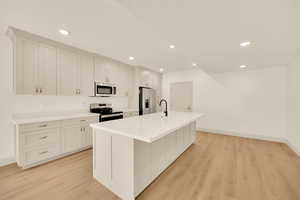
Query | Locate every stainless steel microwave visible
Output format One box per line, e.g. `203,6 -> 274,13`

94,82 -> 117,96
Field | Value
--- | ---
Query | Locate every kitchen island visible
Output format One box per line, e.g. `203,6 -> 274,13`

90,112 -> 203,200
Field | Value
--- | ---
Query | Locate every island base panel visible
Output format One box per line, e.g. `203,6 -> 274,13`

93,121 -> 196,200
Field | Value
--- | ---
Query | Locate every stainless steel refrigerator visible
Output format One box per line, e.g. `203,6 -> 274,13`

139,87 -> 156,115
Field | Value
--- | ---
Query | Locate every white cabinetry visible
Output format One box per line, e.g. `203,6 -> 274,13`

77,54 -> 94,96
9,28 -> 162,99
123,111 -> 139,118
94,56 -> 131,96
38,43 -> 57,95
15,38 -> 57,95
61,125 -> 82,153
134,123 -> 195,196
58,48 -> 78,96
93,121 -> 196,200
58,49 -> 94,96
61,117 -> 96,153
15,116 -> 98,169
82,125 -> 93,147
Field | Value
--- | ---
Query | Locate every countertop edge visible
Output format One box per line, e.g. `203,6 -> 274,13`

90,114 -> 203,143
13,113 -> 100,125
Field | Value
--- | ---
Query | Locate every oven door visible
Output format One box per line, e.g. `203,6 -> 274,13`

100,113 -> 123,122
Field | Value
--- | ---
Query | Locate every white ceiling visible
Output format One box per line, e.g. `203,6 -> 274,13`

1,0 -> 300,73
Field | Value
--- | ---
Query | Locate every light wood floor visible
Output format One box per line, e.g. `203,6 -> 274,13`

1,132 -> 300,200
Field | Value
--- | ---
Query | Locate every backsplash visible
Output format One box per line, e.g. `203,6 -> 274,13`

13,95 -> 129,114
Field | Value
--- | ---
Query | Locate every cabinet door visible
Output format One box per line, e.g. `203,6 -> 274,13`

17,38 -> 39,94
94,56 -> 109,83
61,126 -> 82,153
38,43 -> 57,95
140,70 -> 151,87
78,54 -> 94,96
115,64 -> 130,96
151,137 -> 166,179
176,129 -> 185,155
58,49 -> 78,96
82,126 -> 93,147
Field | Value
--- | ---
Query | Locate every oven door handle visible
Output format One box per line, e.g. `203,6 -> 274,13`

101,114 -> 123,118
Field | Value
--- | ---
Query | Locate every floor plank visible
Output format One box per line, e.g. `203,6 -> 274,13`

1,132 -> 300,200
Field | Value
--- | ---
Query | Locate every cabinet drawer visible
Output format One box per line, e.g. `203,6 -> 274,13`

81,116 -> 99,125
19,121 -> 60,132
61,116 -> 98,126
124,111 -> 138,118
23,145 -> 60,165
130,111 -> 139,116
22,128 -> 60,149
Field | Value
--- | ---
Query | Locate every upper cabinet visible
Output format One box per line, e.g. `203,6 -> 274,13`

77,54 -> 94,96
8,27 -> 161,100
38,44 -> 57,95
58,49 -> 94,96
57,48 -> 78,96
94,56 -> 131,97
15,37 -> 57,95
137,68 -> 162,95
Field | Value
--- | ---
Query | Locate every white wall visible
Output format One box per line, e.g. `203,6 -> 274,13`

0,28 -> 15,162
287,58 -> 300,154
0,26 -> 129,162
163,67 -> 287,140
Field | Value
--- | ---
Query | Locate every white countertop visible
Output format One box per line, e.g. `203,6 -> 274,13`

90,112 -> 203,143
13,111 -> 100,125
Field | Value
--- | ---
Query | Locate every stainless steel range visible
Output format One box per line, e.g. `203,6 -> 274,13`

90,103 -> 123,122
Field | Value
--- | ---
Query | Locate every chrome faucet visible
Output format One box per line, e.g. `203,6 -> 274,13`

159,99 -> 168,117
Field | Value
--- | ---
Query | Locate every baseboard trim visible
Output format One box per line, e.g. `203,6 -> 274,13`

286,140 -> 300,157
197,128 -> 300,157
197,128 -> 287,143
0,157 -> 15,167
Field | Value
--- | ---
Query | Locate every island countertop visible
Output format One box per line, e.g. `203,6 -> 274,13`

90,111 -> 203,143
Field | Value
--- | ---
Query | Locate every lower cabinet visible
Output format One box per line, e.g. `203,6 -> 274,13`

82,125 -> 93,148
92,121 -> 196,200
61,125 -> 93,153
123,111 -> 139,118
61,125 -> 82,153
16,116 -> 98,169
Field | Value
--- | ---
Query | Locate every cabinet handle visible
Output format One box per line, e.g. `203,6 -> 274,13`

75,89 -> 81,95
35,88 -> 39,94
40,88 -> 42,93
40,136 -> 48,140
40,151 -> 48,155
80,120 -> 87,122
39,124 -> 48,128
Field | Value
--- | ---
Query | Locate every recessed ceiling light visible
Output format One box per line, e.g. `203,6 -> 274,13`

240,41 -> 251,47
129,56 -> 135,60
192,63 -> 197,67
59,29 -> 69,36
169,45 -> 175,49
240,65 -> 247,68
159,68 -> 164,72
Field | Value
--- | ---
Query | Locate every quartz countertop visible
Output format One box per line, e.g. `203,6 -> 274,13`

90,112 -> 203,143
13,111 -> 100,125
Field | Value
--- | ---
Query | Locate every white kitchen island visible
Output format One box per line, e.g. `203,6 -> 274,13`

90,112 -> 203,200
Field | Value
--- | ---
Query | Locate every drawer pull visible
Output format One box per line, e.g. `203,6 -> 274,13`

80,120 -> 87,122
39,151 -> 48,155
39,124 -> 48,128
40,136 -> 48,140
